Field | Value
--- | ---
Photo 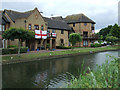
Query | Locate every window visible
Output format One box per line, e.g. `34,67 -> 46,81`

34,25 -> 39,30
73,23 -> 75,27
84,23 -> 87,26
0,25 -> 2,31
2,25 -> 5,31
61,30 -> 64,34
91,24 -> 94,27
28,24 -> 32,30
41,25 -> 44,31
47,29 -> 50,33
61,39 -> 64,44
52,29 -> 55,33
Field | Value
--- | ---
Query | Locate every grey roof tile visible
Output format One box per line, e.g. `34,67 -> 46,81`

43,17 -> 72,31
4,9 -> 33,21
65,13 -> 95,24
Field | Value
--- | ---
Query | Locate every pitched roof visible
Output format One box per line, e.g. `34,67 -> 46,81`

4,9 -> 34,21
0,11 -> 10,25
43,17 -> 72,31
51,16 -> 64,21
65,13 -> 95,24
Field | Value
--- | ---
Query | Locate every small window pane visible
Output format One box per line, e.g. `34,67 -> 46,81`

0,25 -> 2,31
41,25 -> 44,31
52,29 -> 55,33
2,25 -> 5,31
28,24 -> 32,30
34,25 -> 39,30
61,30 -> 64,34
73,23 -> 75,27
84,23 -> 87,26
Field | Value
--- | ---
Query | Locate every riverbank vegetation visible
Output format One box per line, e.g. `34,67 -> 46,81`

67,56 -> 119,88
2,46 -> 119,63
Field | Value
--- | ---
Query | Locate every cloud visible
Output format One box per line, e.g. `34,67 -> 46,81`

1,0 -> 119,30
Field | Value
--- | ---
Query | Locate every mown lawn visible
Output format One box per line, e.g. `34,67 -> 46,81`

2,46 -> 119,62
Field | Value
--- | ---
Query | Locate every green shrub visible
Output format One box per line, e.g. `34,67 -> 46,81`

67,56 -> 118,88
56,46 -> 71,49
91,44 -> 94,47
2,47 -> 28,55
94,43 -> 101,47
7,45 -> 18,48
91,43 -> 101,47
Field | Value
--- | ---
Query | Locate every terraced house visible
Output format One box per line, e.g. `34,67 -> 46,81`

0,7 -> 96,50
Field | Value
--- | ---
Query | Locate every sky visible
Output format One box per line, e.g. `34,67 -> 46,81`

1,0 -> 119,33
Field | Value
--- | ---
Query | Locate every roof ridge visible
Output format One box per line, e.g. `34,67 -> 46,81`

5,9 -> 34,14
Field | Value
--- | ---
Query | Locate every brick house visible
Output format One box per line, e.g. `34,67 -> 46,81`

0,8 -> 73,50
0,8 -> 96,50
65,14 -> 96,47
0,11 -> 10,48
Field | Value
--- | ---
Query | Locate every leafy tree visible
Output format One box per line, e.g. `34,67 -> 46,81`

98,35 -> 103,44
110,24 -> 120,38
98,25 -> 112,40
2,27 -> 35,56
69,33 -> 82,50
105,35 -> 118,45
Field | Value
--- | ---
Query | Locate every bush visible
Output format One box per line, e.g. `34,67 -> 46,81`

8,45 -> 18,48
91,44 -> 94,47
2,47 -> 28,55
91,43 -> 101,47
67,56 -> 118,88
56,46 -> 71,49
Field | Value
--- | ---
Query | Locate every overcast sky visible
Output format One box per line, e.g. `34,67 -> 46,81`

1,0 -> 119,33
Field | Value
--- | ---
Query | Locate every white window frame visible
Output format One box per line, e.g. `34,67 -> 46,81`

0,25 -> 2,31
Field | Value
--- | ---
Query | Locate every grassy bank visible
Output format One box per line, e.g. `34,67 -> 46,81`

2,46 -> 119,63
67,56 -> 119,88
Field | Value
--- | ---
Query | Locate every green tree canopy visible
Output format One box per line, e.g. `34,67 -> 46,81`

2,27 -> 35,56
105,35 -> 118,45
98,25 -> 112,40
110,24 -> 120,38
69,33 -> 82,48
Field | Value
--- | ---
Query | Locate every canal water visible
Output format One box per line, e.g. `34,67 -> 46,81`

2,50 -> 119,88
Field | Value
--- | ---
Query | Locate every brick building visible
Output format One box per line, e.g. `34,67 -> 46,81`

65,14 -> 96,47
0,8 -> 96,50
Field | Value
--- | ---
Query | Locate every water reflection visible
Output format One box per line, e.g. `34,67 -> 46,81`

2,51 -> 118,88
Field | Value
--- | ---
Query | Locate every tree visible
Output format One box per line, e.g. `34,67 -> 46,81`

2,27 -> 35,56
105,35 -> 118,45
69,33 -> 82,50
110,24 -> 120,38
98,35 -> 103,44
98,25 -> 112,41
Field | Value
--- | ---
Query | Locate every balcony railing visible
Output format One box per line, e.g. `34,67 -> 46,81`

81,34 -> 97,40
47,33 -> 56,38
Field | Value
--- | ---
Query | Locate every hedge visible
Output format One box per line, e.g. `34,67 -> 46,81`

2,47 -> 28,55
91,43 -> 101,47
56,46 -> 71,49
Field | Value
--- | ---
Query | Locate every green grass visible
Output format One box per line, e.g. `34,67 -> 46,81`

66,55 -> 119,88
2,46 -> 119,62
